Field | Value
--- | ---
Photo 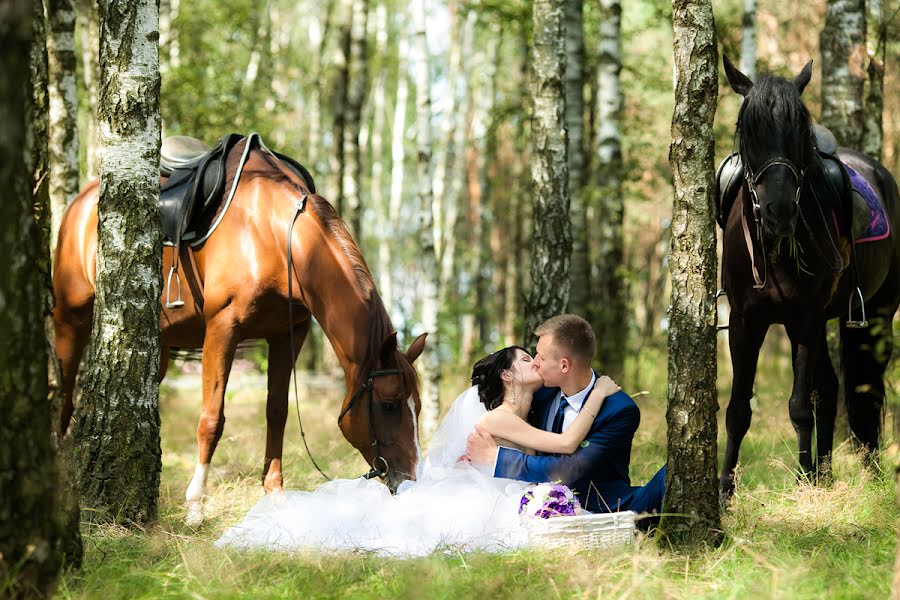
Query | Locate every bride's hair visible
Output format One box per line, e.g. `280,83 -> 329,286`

470,346 -> 527,411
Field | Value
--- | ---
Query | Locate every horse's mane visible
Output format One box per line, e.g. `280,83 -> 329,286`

738,74 -> 813,166
230,142 -> 417,394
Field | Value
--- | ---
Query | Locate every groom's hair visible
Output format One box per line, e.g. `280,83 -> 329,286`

535,314 -> 595,367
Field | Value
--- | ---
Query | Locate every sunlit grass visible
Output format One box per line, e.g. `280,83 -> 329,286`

57,337 -> 899,599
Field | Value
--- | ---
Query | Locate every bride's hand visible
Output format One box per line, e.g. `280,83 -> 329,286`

595,375 -> 621,398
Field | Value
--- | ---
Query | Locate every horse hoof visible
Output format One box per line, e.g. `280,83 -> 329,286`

185,501 -> 204,526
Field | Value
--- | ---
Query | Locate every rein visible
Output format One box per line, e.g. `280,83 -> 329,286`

284,193 -> 396,482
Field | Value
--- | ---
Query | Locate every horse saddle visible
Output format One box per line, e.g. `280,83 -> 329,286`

715,124 -> 874,240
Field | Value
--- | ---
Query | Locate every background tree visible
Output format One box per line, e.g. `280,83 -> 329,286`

592,0 -> 626,379
659,0 -> 722,549
524,0 -> 570,344
342,0 -> 369,238
820,0 -> 866,148
76,0 -> 99,182
565,0 -> 588,319
46,0 -> 80,251
862,0 -> 886,160
1,0 -> 80,593
70,0 -> 163,525
412,0 -> 440,437
739,0 -> 757,80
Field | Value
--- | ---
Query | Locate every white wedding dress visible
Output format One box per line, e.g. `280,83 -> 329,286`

215,387 -> 532,556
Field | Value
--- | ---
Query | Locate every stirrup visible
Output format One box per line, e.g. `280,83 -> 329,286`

715,289 -> 729,331
165,266 -> 185,309
846,286 -> 868,329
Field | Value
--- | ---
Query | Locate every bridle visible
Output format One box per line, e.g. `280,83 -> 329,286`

736,123 -> 844,290
285,192 -> 404,483
337,368 -> 403,480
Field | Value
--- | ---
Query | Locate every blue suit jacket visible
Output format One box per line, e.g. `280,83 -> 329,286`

493,375 -> 655,514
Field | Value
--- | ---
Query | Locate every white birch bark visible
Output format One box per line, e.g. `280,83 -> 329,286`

412,0 -> 439,438
371,3 -> 391,306
862,0 -> 885,160
820,0 -> 866,148
739,0 -> 757,81
565,0 -> 588,317
46,0 -> 79,252
524,0 -> 570,342
70,0 -> 162,525
76,0 -> 99,181
342,0 -> 369,239
593,0 -> 626,378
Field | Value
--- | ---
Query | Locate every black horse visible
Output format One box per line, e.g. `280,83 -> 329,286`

718,56 -> 900,502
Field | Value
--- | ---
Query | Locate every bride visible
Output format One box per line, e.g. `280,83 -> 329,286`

216,346 -> 620,556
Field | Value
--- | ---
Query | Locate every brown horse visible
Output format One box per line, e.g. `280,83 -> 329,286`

53,139 -> 426,522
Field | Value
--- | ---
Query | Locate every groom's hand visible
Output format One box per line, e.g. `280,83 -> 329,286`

466,424 -> 498,466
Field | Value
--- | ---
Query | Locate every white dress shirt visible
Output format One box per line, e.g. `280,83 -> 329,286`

545,371 -> 598,433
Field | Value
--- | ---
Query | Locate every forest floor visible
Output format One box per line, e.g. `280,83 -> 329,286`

58,334 -> 899,599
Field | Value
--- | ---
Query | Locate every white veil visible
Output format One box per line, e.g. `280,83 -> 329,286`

417,386 -> 486,480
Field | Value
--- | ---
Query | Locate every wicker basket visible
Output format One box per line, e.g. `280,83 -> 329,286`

524,510 -> 635,550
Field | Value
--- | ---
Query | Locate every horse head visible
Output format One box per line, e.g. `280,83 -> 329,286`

724,55 -> 814,239
338,332 -> 427,493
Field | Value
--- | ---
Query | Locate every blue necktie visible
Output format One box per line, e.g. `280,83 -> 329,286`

551,396 -> 568,434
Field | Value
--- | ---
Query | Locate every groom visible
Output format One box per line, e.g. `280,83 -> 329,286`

466,314 -> 666,528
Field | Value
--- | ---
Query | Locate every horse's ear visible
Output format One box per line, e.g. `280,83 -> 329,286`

405,333 -> 427,364
380,332 -> 398,363
723,54 -> 753,96
794,60 -> 813,95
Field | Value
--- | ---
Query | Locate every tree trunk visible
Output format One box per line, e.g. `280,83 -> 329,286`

329,0 -> 352,213
70,0 -> 163,526
386,36 -> 409,309
592,0 -> 626,379
370,2 -> 391,307
565,0 -> 589,319
862,0 -> 886,161
659,0 -> 722,549
76,0 -> 99,182
309,0 -> 335,176
820,0 -> 866,148
1,0 -> 81,593
739,0 -> 757,81
342,0 -> 369,239
412,0 -> 440,437
46,0 -> 79,253
432,0 -> 460,263
524,0 -> 569,346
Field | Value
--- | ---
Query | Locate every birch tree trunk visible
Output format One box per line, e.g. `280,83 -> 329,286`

438,11 -> 476,304
412,0 -> 439,437
524,0 -> 569,344
343,0 -> 369,239
565,0 -> 589,319
70,0 -> 163,526
659,0 -> 722,549
386,36 -> 410,308
1,0 -> 81,592
820,0 -> 866,148
370,3 -> 391,306
76,0 -> 99,181
46,0 -> 79,252
592,0 -> 626,379
862,0 -> 885,161
739,0 -> 757,81
432,0 -> 460,261
329,0 -> 352,213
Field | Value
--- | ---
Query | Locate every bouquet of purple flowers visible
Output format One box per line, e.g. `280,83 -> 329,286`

518,483 -> 582,520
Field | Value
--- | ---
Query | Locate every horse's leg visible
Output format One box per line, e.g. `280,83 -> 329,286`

842,306 -> 896,466
185,316 -> 239,524
54,306 -> 92,436
719,314 -> 768,503
262,320 -> 311,493
784,315 -> 825,478
812,324 -> 838,482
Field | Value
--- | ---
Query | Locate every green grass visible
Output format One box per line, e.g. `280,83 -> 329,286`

57,341 -> 900,599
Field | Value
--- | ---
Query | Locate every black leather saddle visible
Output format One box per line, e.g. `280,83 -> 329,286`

158,133 -> 317,308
